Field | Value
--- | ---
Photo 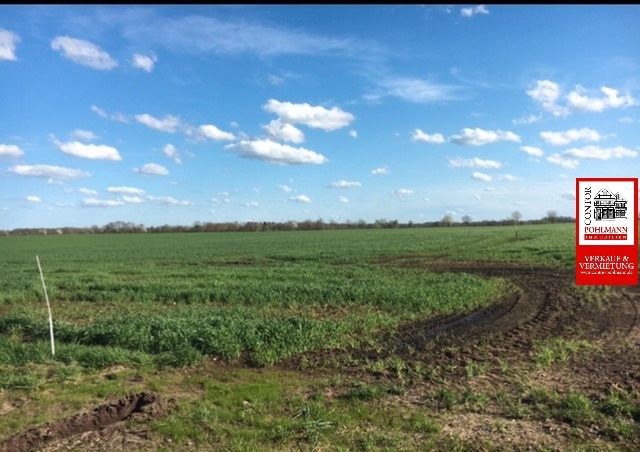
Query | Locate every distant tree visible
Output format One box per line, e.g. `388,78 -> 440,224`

511,211 -> 522,225
462,215 -> 472,225
441,213 -> 454,227
546,210 -> 558,223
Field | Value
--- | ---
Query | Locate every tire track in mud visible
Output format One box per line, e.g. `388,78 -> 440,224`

0,392 -> 162,452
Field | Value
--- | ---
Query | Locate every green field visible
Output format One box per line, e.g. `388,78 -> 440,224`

0,225 -> 572,369
5,224 -> 636,450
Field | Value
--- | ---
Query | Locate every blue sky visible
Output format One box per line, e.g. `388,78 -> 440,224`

1,5 -> 639,229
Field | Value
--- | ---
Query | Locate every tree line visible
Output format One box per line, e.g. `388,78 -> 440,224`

2,211 -> 575,236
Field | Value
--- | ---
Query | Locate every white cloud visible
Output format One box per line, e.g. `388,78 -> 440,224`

83,198 -> 125,207
484,187 -> 496,192
540,128 -> 602,146
461,5 -> 489,17
134,163 -> 169,176
526,80 -> 569,117
450,128 -> 520,146
132,53 -> 157,72
277,184 -> 293,192
0,144 -> 24,158
563,145 -> 637,160
390,188 -> 414,198
448,157 -> 502,169
108,186 -> 146,195
9,164 -> 89,180
135,113 -> 181,133
375,77 -> 462,104
618,116 -> 634,124
162,144 -> 182,164
567,85 -> 637,113
289,194 -> 311,203
560,191 -> 576,201
0,28 -> 20,61
78,188 -> 98,195
329,180 -> 362,188
91,105 -> 129,123
499,174 -> 519,181
51,36 -> 117,70
263,119 -> 305,144
122,195 -> 144,204
198,124 -> 236,141
263,99 -> 354,131
226,139 -> 328,165
26,195 -> 41,203
411,129 -> 445,144
242,201 -> 259,207
71,129 -> 98,142
53,137 -> 121,161
547,153 -> 579,169
338,196 -> 349,203
473,194 -> 482,200
349,130 -> 358,139
512,113 -> 542,125
268,74 -> 285,86
371,166 -> 389,176
471,171 -> 492,182
148,195 -> 190,206
520,145 -> 544,157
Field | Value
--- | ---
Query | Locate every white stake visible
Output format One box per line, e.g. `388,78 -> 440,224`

36,255 -> 55,356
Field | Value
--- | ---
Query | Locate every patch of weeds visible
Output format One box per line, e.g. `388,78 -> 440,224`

432,387 -> 460,411
534,338 -> 598,368
407,413 -> 441,435
554,392 -> 596,425
293,401 -> 335,445
0,369 -> 41,390
464,361 -> 487,378
461,387 -> 489,413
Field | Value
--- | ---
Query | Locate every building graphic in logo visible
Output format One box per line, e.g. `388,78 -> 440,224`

593,189 -> 627,221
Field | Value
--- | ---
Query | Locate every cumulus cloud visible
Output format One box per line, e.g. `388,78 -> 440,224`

52,137 -> 121,161
135,113 -> 181,133
563,145 -> 637,160
9,164 -> 89,180
83,198 -> 125,207
338,196 -> 349,203
349,130 -> 358,139
448,157 -> 502,169
547,153 -> 579,169
371,167 -> 389,176
263,119 -> 304,144
263,99 -> 354,131
91,105 -> 129,123
162,144 -> 182,164
618,116 -> 634,124
567,85 -> 637,112
148,195 -> 190,206
198,124 -> 236,141
390,188 -> 414,198
0,28 -> 20,61
78,188 -> 98,195
51,36 -> 117,70
411,129 -> 445,144
461,5 -> 489,17
471,171 -> 492,182
0,144 -> 24,158
450,128 -> 520,146
520,145 -> 544,157
242,201 -> 259,207
499,174 -> 519,181
527,80 -> 637,116
134,163 -> 169,176
226,139 -> 328,165
277,184 -> 293,192
329,180 -> 362,188
540,128 -> 602,146
121,195 -> 144,204
71,129 -> 98,142
26,195 -> 41,203
512,113 -> 542,125
289,194 -> 311,203
107,186 -> 145,195
132,53 -> 157,72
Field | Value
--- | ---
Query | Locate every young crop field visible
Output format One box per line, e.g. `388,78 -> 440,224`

1,224 -> 638,450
